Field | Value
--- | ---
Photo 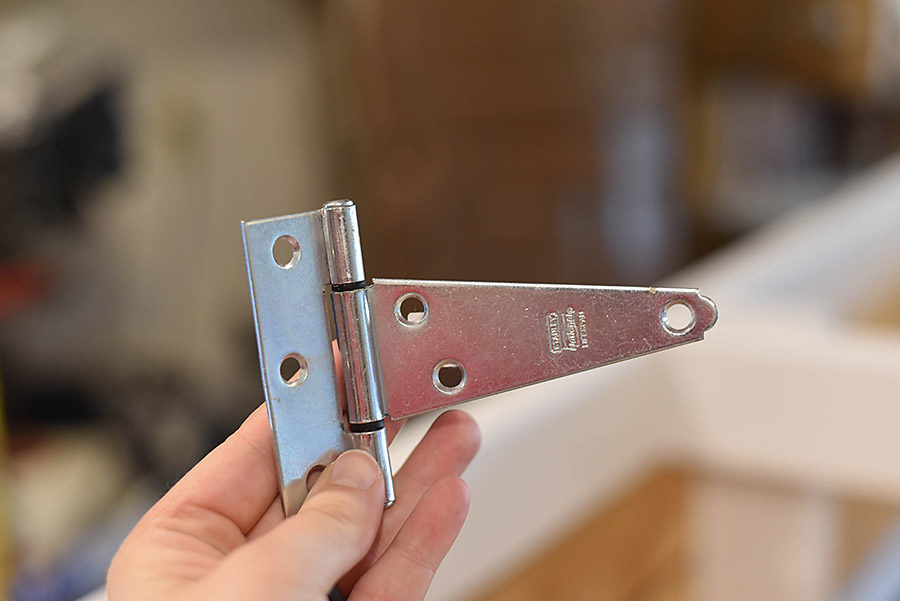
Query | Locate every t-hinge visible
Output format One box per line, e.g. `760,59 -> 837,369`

242,200 -> 718,515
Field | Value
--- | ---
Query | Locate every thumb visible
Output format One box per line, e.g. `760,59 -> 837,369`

219,450 -> 386,599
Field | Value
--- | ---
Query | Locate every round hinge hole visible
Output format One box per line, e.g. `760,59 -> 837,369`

306,464 -> 326,489
661,301 -> 695,335
395,293 -> 428,327
433,360 -> 466,394
273,235 -> 301,269
280,353 -> 308,385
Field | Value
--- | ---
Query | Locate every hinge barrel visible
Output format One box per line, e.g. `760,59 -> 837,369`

322,200 -> 395,506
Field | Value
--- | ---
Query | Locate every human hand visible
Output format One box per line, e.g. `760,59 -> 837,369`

107,405 -> 480,601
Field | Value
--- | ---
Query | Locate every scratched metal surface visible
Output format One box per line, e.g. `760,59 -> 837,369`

369,280 -> 718,419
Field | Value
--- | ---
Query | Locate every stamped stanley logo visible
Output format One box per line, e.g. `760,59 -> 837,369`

546,307 -> 589,354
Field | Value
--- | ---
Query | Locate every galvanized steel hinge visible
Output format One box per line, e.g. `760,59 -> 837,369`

242,200 -> 718,515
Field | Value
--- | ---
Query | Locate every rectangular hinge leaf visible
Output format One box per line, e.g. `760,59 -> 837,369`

242,211 -> 350,514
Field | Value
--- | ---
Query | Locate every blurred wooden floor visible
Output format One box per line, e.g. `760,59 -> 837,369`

469,469 -> 689,601
468,468 -> 900,601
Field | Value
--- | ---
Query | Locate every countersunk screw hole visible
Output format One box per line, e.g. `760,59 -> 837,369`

433,360 -> 465,394
395,293 -> 428,326
273,235 -> 301,268
661,301 -> 695,335
280,353 -> 308,385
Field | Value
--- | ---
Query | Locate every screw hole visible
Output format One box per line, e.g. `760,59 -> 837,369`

280,353 -> 308,385
273,235 -> 301,268
395,293 -> 428,326
661,301 -> 695,335
433,360 -> 465,394
306,464 -> 325,489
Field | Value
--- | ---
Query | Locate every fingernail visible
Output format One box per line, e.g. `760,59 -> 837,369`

329,450 -> 379,490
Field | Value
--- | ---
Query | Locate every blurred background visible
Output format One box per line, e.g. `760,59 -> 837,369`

1,1 -> 900,600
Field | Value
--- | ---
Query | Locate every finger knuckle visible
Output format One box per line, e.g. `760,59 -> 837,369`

394,541 -> 439,579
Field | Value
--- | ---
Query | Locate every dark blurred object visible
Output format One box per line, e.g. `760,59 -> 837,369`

0,5 -> 125,429
0,261 -> 48,323
0,7 -> 123,257
683,0 -> 900,237
320,0 -> 689,285
0,4 -> 130,409
319,0 -> 900,285
687,0 -> 900,104
688,0 -> 876,100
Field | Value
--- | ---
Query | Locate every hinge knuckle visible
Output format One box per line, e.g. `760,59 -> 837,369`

331,289 -> 385,423
348,430 -> 395,506
322,199 -> 366,285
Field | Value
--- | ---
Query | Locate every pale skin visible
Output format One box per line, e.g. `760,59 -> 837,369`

107,405 -> 481,601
